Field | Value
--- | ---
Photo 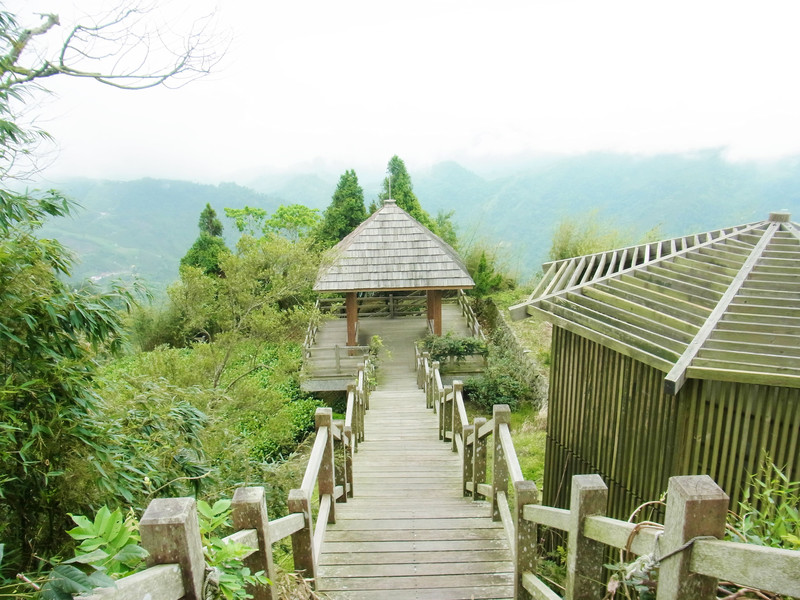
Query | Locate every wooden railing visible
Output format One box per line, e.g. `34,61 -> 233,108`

457,289 -> 486,340
79,362 -> 371,599
317,292 -> 428,318
302,343 -> 370,374
415,354 -> 800,600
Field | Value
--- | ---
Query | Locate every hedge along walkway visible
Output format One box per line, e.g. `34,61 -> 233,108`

317,310 -> 514,599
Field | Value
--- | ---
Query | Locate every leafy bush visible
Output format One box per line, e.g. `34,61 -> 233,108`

419,333 -> 488,363
464,368 -> 529,411
728,455 -> 800,550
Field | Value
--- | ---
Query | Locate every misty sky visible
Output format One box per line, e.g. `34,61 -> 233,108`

14,0 -> 800,183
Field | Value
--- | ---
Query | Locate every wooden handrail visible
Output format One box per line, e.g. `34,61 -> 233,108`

415,340 -> 800,599
80,359 -> 373,599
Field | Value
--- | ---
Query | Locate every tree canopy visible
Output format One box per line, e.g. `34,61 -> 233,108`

317,169 -> 367,247
0,3 -> 221,572
198,203 -> 223,236
377,155 -> 436,230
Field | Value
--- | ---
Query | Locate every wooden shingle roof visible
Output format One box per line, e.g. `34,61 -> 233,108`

510,211 -> 800,394
314,199 -> 474,293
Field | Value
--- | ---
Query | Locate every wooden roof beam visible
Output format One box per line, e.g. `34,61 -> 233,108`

664,222 -> 780,395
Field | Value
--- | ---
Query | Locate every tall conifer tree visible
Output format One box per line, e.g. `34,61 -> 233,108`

378,155 -> 435,230
318,169 -> 367,247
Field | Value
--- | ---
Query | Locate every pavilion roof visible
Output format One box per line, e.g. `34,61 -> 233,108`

510,212 -> 800,394
314,199 -> 474,293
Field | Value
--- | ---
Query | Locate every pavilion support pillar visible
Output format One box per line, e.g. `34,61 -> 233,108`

346,292 -> 358,347
427,289 -> 442,336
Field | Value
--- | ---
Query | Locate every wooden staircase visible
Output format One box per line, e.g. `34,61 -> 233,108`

317,316 -> 514,599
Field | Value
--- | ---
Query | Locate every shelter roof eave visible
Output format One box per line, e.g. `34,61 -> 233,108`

314,199 -> 475,293
512,212 -> 800,394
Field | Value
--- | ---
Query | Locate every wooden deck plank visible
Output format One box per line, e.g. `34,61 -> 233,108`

315,307 -> 513,599
322,587 -> 514,600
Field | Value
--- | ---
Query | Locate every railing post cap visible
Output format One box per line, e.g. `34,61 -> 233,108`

288,488 -> 307,508
571,473 -> 608,492
514,479 -> 539,502
493,404 -> 511,422
141,497 -> 196,525
315,406 -> 333,427
232,486 -> 265,504
667,474 -> 729,502
453,380 -> 463,391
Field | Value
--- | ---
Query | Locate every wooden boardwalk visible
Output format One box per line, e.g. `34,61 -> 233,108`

317,310 -> 514,599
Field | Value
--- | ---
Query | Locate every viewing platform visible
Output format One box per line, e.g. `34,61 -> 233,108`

302,297 -> 477,392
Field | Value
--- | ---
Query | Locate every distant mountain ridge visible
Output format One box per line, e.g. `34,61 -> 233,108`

40,152 -> 800,290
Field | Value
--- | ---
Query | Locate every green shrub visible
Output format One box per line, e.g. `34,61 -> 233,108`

728,455 -> 800,550
464,369 -> 528,411
419,333 -> 488,363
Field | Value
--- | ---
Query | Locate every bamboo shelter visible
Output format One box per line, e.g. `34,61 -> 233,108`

314,199 -> 474,345
510,211 -> 800,520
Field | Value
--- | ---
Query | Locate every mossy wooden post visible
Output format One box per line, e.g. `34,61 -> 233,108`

657,475 -> 728,600
316,408 -> 336,523
462,423 -> 475,497
565,474 -> 607,600
442,382 -> 453,443
492,405 -> 511,521
515,480 -> 539,600
232,487 -> 276,600
452,381 -> 463,452
344,424 -> 353,497
432,360 -> 441,428
288,489 -> 316,585
139,497 -> 205,600
473,417 -> 488,500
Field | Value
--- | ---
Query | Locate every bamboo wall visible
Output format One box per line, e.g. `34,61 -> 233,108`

544,326 -> 800,521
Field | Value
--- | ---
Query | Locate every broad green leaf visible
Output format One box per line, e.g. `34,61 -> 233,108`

112,544 -> 149,567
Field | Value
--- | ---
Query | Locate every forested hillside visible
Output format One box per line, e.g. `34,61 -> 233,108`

41,150 -> 800,289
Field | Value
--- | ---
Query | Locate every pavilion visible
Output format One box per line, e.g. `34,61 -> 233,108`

314,199 -> 474,346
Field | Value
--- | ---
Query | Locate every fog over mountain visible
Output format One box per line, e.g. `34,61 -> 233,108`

41,151 -> 800,290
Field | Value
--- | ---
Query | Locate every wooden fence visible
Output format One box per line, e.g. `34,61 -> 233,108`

317,291 -> 428,318
78,363 -> 371,599
416,354 -> 800,600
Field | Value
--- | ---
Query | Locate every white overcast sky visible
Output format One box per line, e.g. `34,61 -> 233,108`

12,0 -> 800,183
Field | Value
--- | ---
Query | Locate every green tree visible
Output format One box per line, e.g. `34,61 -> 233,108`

225,204 -> 321,241
199,203 -> 223,236
317,169 -> 366,247
0,194 -> 137,566
181,233 -> 229,276
264,204 -> 321,241
0,4 -> 218,571
378,155 -> 436,230
470,251 -> 504,298
182,204 -> 229,276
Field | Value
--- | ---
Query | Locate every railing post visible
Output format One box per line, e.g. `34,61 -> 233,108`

316,407 -> 336,524
656,475 -> 728,600
288,489 -> 316,585
473,417 -> 487,500
515,480 -> 539,600
451,381 -> 463,452
462,423 -> 475,497
344,425 -> 354,497
492,405 -> 511,521
232,487 -> 276,600
139,497 -> 205,600
565,474 -> 607,600
335,345 -> 341,372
